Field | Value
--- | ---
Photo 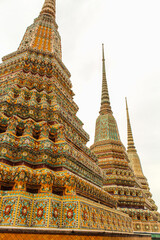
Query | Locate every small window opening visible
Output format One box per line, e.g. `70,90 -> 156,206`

108,191 -> 114,195
14,93 -> 19,98
16,126 -> 24,137
47,99 -> 51,104
26,185 -> 40,194
33,130 -> 40,140
49,133 -> 57,143
36,96 -> 41,103
52,187 -> 63,196
0,125 -> 7,134
25,93 -> 31,101
33,125 -> 41,140
1,183 -> 13,191
137,215 -> 140,220
14,90 -> 19,98
47,96 -> 52,104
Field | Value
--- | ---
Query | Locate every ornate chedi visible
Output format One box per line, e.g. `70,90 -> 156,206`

90,44 -> 160,233
126,99 -> 160,229
0,0 -> 136,237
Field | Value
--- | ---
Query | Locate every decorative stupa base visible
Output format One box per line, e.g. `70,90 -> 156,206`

0,229 -> 152,240
0,191 -> 132,232
133,221 -> 160,234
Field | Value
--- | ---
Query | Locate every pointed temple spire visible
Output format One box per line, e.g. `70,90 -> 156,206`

126,100 -> 158,211
126,98 -> 145,178
125,98 -> 136,151
99,44 -> 112,115
15,0 -> 62,58
40,0 -> 56,19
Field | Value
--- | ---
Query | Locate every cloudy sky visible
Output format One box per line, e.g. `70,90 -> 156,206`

0,0 -> 160,210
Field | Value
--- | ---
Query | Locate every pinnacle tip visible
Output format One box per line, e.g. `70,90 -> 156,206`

125,97 -> 128,108
102,44 -> 105,61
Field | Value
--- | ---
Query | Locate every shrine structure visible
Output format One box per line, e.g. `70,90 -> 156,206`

90,45 -> 160,233
0,0 -> 159,239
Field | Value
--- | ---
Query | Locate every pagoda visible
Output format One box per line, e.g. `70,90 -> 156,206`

90,44 -> 160,233
126,99 -> 160,229
0,0 -> 138,239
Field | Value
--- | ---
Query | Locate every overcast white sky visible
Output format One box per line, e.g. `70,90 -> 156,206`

0,0 -> 160,210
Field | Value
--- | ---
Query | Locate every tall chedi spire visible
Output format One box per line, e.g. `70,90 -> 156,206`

0,0 -> 136,235
91,46 -> 160,233
126,98 -> 158,211
126,98 -> 136,151
94,45 -> 120,143
125,98 -> 144,177
100,44 -> 112,114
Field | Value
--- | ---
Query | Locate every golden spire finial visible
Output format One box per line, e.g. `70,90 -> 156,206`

40,0 -> 56,19
126,98 -> 136,151
100,44 -> 112,115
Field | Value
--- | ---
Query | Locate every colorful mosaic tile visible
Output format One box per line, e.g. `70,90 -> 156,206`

32,199 -> 49,227
90,207 -> 99,229
16,197 -> 32,227
49,200 -> 61,228
80,202 -> 90,229
1,197 -> 18,226
62,201 -> 78,228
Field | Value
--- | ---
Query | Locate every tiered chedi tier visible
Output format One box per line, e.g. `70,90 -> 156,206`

126,99 -> 160,224
0,0 -> 133,232
90,45 -> 160,233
